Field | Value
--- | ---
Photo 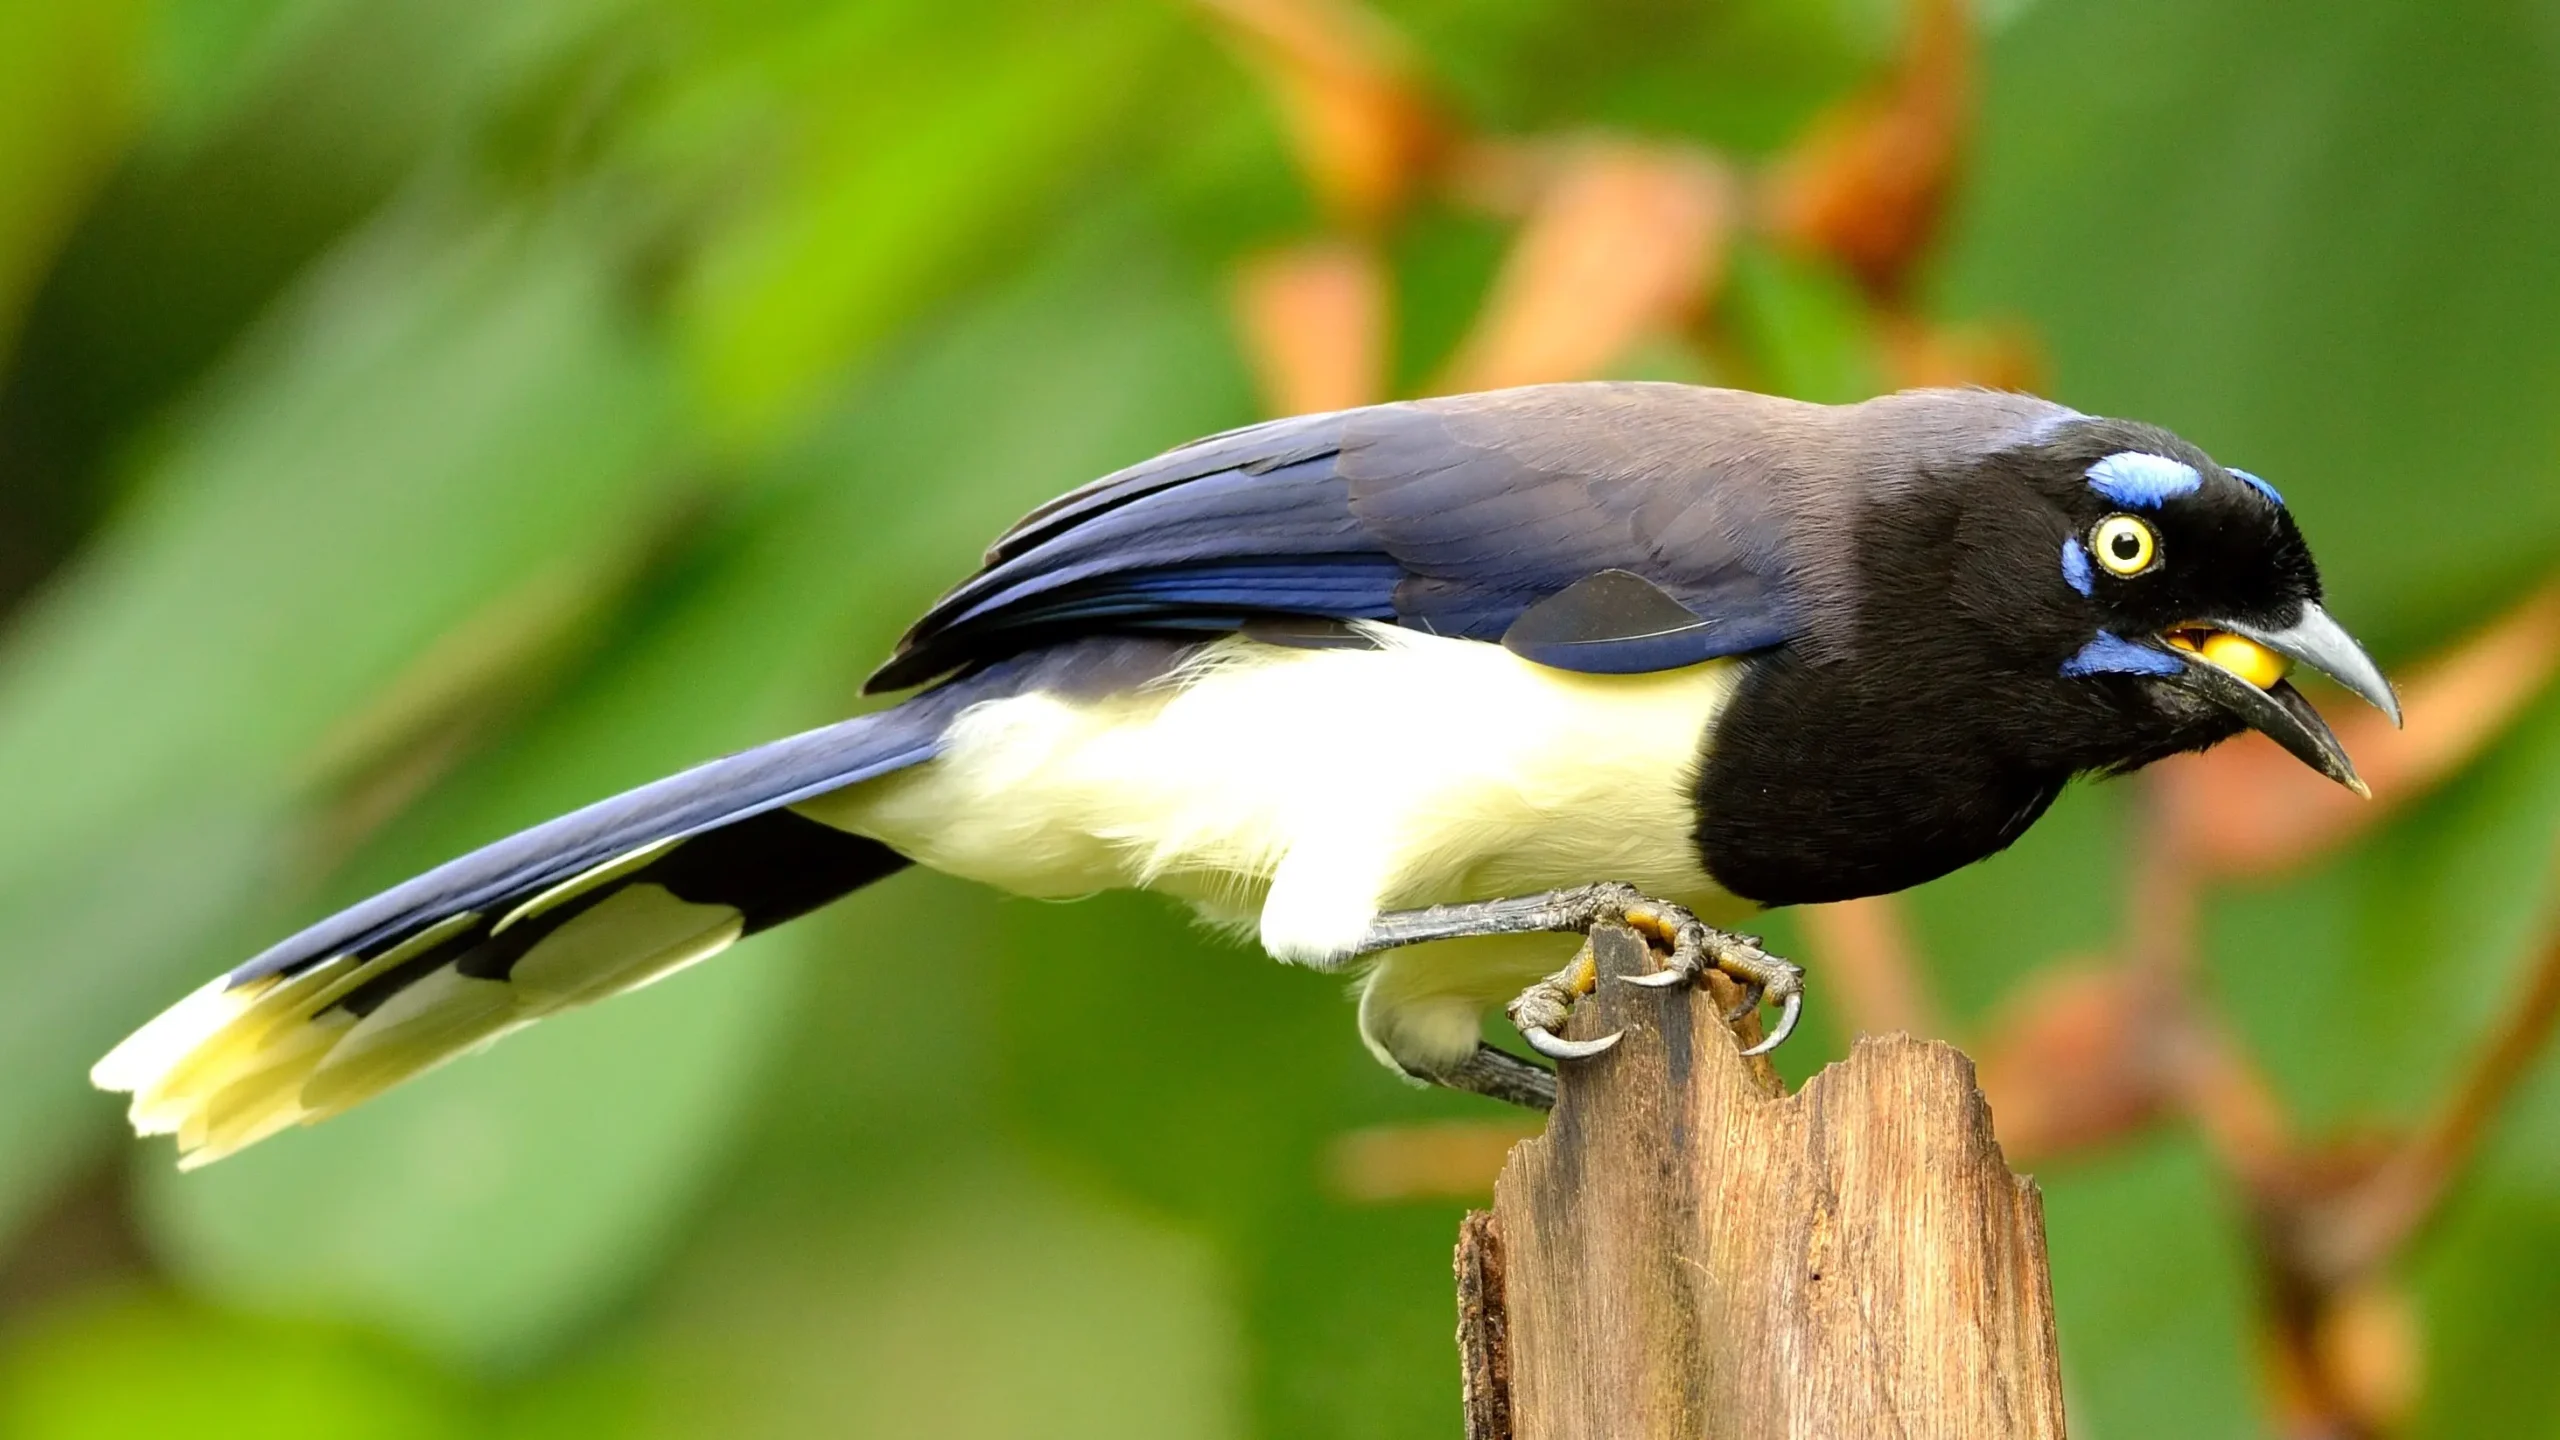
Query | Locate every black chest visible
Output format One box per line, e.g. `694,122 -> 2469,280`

1689,651 -> 2069,907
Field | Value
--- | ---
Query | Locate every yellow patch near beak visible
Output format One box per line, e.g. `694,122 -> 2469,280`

2165,627 -> 2292,690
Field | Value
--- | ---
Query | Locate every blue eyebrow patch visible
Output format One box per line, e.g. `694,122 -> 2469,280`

2229,467 -> 2285,505
2060,537 -> 2093,596
2086,452 -> 2203,508
2061,631 -> 2184,678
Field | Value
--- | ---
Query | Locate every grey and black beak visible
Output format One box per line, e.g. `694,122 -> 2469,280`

2175,602 -> 2400,797
2219,604 -> 2403,727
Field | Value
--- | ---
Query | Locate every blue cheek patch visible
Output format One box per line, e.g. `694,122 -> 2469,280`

2061,631 -> 2184,678
2230,467 -> 2285,505
2086,452 -> 2203,508
2060,537 -> 2094,596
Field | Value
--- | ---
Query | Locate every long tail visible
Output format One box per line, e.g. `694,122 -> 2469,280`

91,695 -> 961,1168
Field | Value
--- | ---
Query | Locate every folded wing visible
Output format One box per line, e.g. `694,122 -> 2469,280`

867,383 -> 1823,692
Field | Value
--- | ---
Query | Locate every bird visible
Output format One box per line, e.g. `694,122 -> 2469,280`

92,382 -> 2400,1166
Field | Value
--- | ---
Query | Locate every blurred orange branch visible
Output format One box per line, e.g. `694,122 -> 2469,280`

1877,313 -> 2045,394
1977,964 -> 2175,1163
1761,0 -> 1971,298
1219,0 -> 2020,415
1194,0 -> 1444,226
2292,890 -> 2560,1286
1233,241 -> 1390,414
1436,143 -> 1733,393
1798,894 -> 1943,1038
1326,1118 -> 1541,1203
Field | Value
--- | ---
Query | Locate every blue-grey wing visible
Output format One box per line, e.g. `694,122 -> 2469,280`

868,383 -> 1839,692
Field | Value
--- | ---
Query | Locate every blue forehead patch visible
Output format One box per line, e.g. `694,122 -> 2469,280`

2061,631 -> 2184,678
2086,452 -> 2202,508
2229,467 -> 2284,505
2060,537 -> 2093,596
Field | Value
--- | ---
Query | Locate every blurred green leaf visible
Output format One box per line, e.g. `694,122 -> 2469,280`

0,208 -> 681,1240
1721,240 -> 1887,406
0,1289 -> 464,1440
629,1151 -> 1243,1440
144,0 -> 630,159
0,0 -> 145,372
1905,781 -> 2130,1022
1249,1201 -> 1475,1440
660,0 -> 1177,443
143,0 -> 352,147
2412,1051 -> 2560,1437
2040,1133 -> 2259,1440
1380,0 -> 1892,151
1387,206 -> 1513,395
15,0 -> 634,501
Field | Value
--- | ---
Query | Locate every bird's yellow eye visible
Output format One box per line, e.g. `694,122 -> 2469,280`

2090,514 -> 2158,576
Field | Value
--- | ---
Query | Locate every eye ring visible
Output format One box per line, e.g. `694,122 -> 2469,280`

2090,514 -> 2159,577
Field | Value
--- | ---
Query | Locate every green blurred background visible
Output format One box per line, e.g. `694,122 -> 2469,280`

0,0 -> 2556,1436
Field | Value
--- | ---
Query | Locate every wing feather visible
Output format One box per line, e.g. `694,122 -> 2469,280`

867,382 -> 1845,692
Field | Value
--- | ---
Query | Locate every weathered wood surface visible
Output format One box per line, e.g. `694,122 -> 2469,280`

1457,923 -> 2065,1440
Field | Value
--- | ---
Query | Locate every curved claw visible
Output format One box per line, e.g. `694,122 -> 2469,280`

1739,988 -> 1803,1057
1523,1025 -> 1623,1061
1620,966 -> 1688,989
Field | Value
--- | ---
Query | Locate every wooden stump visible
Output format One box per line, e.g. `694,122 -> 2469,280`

1456,923 -> 2065,1439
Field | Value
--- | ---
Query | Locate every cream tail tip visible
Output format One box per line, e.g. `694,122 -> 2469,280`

89,973 -> 260,1133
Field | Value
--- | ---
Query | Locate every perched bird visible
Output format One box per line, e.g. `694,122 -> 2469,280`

94,383 -> 2398,1164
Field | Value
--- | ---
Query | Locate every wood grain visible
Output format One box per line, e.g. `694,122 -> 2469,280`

1456,1209 -> 1515,1440
1458,922 -> 2065,1439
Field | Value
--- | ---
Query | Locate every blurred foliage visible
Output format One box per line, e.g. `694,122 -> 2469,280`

0,0 -> 2550,1437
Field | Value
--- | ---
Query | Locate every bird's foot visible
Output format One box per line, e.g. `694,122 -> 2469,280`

1608,896 -> 1805,1059
1356,881 -> 1810,1065
1506,934 -> 1615,1063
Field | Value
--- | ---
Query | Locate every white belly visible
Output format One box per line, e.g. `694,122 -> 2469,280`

804,626 -> 1743,966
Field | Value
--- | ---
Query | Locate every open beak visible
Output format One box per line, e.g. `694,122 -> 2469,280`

2161,602 -> 2400,797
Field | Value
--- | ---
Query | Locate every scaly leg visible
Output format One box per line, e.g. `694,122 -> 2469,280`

1422,1042 -> 1560,1111
1354,881 -> 1807,1064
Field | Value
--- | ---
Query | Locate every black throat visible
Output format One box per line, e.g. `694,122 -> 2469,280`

1689,649 -> 2074,906
1686,441 -> 2238,908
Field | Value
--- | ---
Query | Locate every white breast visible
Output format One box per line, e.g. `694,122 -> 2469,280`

807,626 -> 1743,965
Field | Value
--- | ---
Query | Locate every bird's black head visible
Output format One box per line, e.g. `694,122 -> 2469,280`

1930,412 -> 2400,792
1692,395 -> 2398,909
